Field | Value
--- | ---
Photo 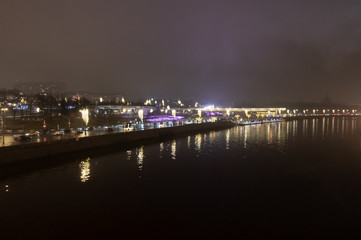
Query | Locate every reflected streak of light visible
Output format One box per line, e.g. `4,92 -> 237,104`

303,119 -> 307,137
137,146 -> 144,172
195,134 -> 202,152
80,157 -> 91,183
268,125 -> 273,144
293,121 -> 297,138
326,118 -> 330,136
286,121 -> 290,140
210,131 -> 216,143
352,118 -> 356,132
160,142 -> 164,158
312,119 -> 316,139
187,136 -> 191,149
127,150 -> 131,160
244,126 -> 249,148
226,129 -> 230,150
171,140 -> 176,160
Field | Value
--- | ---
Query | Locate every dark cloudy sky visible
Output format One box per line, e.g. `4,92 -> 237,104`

1,0 -> 361,104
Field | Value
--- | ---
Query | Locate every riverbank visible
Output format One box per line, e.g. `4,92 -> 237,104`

285,114 -> 359,121
0,121 -> 234,166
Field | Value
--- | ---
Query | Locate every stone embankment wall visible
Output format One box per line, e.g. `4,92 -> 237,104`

0,121 -> 234,166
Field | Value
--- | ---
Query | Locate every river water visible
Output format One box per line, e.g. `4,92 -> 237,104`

1,117 -> 361,239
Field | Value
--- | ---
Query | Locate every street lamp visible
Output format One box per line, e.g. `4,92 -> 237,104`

1,107 -> 8,145
138,109 -> 144,122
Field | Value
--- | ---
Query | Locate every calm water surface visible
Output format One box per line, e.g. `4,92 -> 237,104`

1,117 -> 361,239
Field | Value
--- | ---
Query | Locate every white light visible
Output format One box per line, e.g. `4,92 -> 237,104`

79,109 -> 89,125
204,105 -> 214,110
80,157 -> 91,183
138,109 -> 144,122
172,110 -> 176,118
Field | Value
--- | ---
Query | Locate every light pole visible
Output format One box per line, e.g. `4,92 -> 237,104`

1,107 -> 8,145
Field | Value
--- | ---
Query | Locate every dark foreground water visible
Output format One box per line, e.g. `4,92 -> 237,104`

1,117 -> 361,239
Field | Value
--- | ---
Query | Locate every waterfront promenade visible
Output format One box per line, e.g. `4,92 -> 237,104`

0,120 -> 234,165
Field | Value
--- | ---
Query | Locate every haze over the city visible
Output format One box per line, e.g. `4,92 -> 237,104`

1,0 -> 361,104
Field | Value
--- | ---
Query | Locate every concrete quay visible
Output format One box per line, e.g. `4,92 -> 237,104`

0,121 -> 234,166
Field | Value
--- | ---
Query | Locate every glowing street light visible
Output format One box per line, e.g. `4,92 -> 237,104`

80,109 -> 89,126
138,109 -> 144,122
226,109 -> 230,117
172,110 -> 176,118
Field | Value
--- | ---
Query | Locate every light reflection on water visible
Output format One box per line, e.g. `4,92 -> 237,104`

226,129 -> 230,150
79,157 -> 91,183
136,146 -> 144,173
171,140 -> 176,160
1,117 -> 361,238
72,117 -> 361,183
195,133 -> 202,153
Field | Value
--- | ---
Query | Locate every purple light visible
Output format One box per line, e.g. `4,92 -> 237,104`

13,105 -> 28,110
204,111 -> 223,116
146,116 -> 184,122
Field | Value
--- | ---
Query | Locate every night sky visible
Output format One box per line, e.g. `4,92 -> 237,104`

1,0 -> 361,104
